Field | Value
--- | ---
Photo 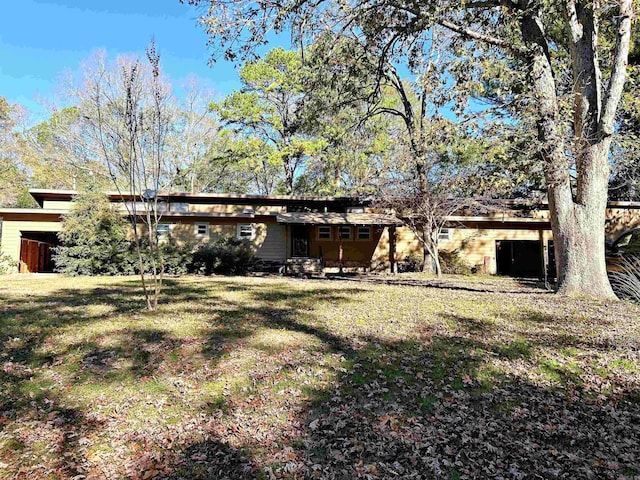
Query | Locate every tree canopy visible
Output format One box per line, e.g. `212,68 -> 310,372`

184,0 -> 635,298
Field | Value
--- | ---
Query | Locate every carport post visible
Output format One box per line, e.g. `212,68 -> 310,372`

540,230 -> 548,288
389,226 -> 397,274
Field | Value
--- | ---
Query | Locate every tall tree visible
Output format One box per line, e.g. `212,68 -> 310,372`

211,48 -> 325,194
68,46 -> 180,310
0,97 -> 27,207
185,0 -> 634,298
195,130 -> 280,194
299,33 -> 509,273
166,78 -> 221,193
27,107 -> 110,191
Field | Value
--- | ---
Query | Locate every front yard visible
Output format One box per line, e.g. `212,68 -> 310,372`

1,274 -> 639,479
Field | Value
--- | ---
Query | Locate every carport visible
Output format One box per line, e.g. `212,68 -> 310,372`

19,231 -> 59,273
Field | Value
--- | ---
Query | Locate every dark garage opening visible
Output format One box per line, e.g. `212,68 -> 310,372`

19,231 -> 59,273
496,240 -> 543,278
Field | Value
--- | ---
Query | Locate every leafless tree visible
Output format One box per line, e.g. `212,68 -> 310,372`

73,45 -> 180,310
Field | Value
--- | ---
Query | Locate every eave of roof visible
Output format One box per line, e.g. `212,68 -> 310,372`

27,188 -> 371,207
0,209 -> 67,221
444,215 -> 552,230
0,208 -> 67,215
276,212 -> 402,226
143,212 -> 259,220
445,215 -> 550,223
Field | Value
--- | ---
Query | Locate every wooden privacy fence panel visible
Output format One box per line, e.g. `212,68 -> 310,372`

19,238 -> 53,273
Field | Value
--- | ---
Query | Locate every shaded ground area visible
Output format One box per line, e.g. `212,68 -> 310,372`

0,274 -> 639,479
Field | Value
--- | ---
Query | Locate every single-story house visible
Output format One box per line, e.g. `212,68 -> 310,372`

1,189 -> 639,277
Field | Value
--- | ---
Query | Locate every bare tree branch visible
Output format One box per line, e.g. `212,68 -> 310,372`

437,19 -> 528,59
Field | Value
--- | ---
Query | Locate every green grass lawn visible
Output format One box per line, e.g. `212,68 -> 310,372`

1,274 -> 639,479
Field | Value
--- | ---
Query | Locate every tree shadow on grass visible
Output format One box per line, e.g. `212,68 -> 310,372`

0,277 -> 217,478
168,293 -> 639,480
322,273 -> 552,295
1,276 -> 638,479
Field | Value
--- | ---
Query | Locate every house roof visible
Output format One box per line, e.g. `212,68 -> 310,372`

27,188 -> 370,208
276,212 -> 402,226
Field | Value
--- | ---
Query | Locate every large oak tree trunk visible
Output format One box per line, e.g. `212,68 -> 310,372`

548,142 -> 614,297
520,2 -> 630,299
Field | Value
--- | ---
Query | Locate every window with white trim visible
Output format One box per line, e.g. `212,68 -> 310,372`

237,223 -> 254,240
195,224 -> 209,236
357,226 -> 371,240
338,226 -> 351,240
438,228 -> 452,241
156,224 -> 171,236
318,226 -> 332,240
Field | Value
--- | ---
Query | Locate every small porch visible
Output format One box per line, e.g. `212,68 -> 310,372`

276,212 -> 402,274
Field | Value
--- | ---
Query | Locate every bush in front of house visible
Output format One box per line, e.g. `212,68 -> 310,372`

397,254 -> 424,272
117,234 -> 195,276
439,249 -> 474,275
190,236 -> 255,275
54,190 -> 195,276
0,248 -> 17,274
160,235 -> 195,275
53,191 -> 132,276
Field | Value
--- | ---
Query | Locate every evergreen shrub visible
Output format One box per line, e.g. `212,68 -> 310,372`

190,236 -> 255,275
439,249 -> 473,275
53,191 -> 131,275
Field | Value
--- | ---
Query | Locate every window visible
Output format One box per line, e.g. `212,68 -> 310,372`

318,226 -> 332,240
357,227 -> 371,240
438,228 -> 452,242
237,223 -> 254,240
195,224 -> 209,236
156,224 -> 171,236
171,202 -> 189,213
338,226 -> 351,240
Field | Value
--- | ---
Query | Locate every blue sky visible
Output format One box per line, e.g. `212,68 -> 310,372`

1,0 -> 274,123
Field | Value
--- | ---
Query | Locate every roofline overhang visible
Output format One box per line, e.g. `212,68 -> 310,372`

0,209 -> 67,221
27,189 -> 640,210
27,188 -> 371,208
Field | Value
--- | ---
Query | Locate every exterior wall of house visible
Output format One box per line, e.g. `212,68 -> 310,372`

155,219 -> 286,262
0,219 -> 62,266
41,200 -> 73,210
606,208 -> 640,239
439,228 -> 553,274
372,226 -> 423,270
189,204 -> 286,215
370,226 -> 553,274
254,222 -> 286,261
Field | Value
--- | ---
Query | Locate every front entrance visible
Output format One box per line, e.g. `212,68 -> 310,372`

19,232 -> 59,273
496,240 -> 543,278
291,225 -> 309,257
